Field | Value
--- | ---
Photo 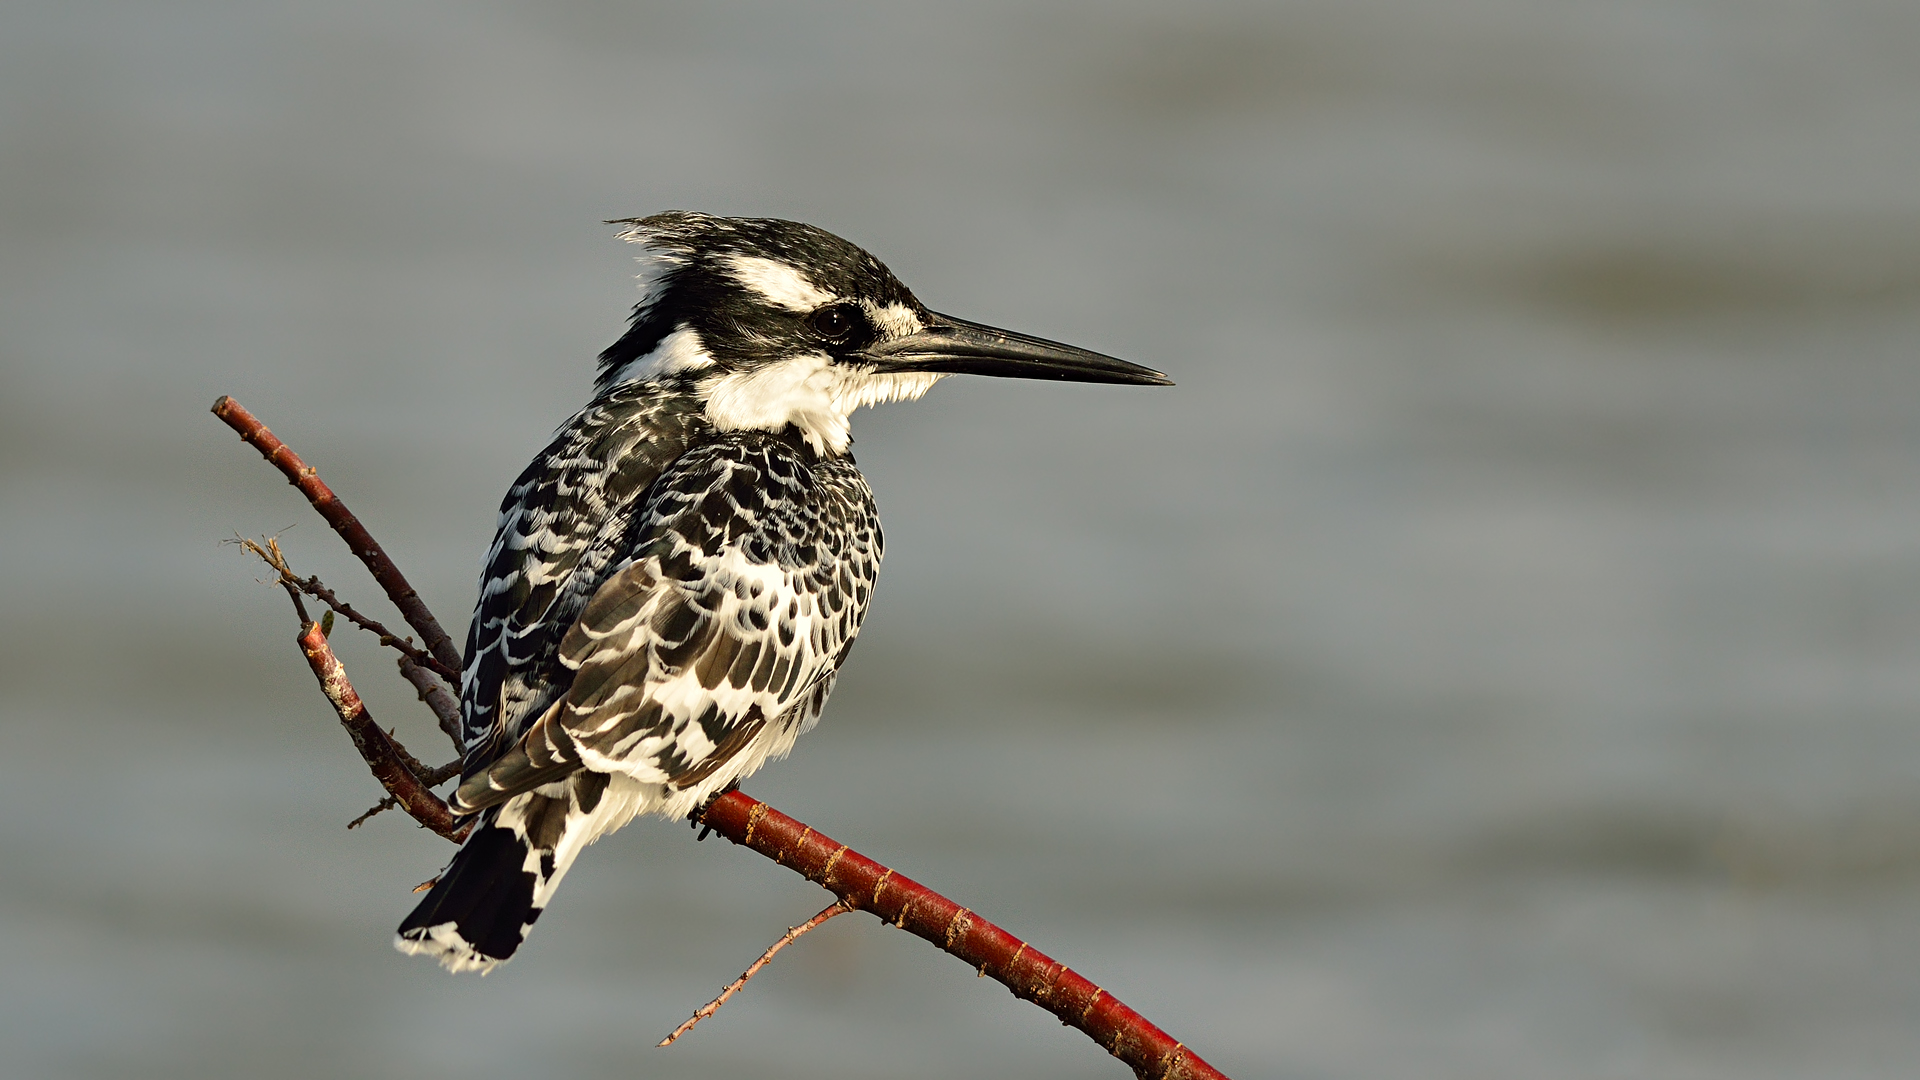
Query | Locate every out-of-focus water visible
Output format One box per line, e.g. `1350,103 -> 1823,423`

4,1 -> 1920,1076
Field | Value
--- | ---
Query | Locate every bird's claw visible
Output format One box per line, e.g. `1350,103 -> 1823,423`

687,781 -> 742,840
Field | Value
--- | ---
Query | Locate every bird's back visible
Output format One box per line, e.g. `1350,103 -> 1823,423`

458,386 -> 708,774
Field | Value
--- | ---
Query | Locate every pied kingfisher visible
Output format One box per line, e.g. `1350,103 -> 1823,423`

396,213 -> 1169,973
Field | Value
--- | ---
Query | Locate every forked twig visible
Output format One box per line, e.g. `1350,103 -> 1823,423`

292,613 -> 468,841
658,899 -> 855,1047
236,534 -> 460,684
213,394 -> 463,674
236,536 -> 463,837
237,536 -> 464,777
348,757 -> 464,831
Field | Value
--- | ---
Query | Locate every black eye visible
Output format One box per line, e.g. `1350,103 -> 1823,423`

807,304 -> 859,343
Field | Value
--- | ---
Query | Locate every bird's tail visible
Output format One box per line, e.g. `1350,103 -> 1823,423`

395,770 -> 635,973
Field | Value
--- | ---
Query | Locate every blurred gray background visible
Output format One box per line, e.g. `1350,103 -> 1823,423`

4,1 -> 1918,1077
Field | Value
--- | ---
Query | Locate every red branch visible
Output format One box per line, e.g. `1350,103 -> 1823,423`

296,620 -> 469,843
700,791 -> 1227,1080
216,394 -> 1231,1079
213,395 -> 463,676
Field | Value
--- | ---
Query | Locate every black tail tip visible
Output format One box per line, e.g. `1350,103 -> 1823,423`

395,823 -> 543,974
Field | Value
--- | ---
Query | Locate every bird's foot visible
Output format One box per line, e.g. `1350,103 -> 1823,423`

688,781 -> 742,841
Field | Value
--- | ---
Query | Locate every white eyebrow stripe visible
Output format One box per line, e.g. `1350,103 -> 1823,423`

723,255 -> 836,312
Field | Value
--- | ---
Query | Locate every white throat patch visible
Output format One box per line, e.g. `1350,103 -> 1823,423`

701,359 -> 946,456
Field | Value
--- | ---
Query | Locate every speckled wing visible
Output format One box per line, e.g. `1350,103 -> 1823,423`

453,430 -> 882,812
457,388 -> 706,773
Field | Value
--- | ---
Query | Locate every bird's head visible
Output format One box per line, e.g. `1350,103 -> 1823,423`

597,212 -> 1170,456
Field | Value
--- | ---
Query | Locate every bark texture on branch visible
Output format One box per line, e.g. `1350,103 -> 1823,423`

296,620 -> 468,843
700,790 -> 1226,1080
213,395 -> 463,675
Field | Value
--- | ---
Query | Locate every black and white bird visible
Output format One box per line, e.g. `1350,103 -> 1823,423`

396,213 -> 1169,973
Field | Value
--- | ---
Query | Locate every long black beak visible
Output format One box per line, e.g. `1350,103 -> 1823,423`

861,311 -> 1172,386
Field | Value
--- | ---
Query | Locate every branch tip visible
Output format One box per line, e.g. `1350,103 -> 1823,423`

212,394 -> 462,673
658,899 -> 853,1047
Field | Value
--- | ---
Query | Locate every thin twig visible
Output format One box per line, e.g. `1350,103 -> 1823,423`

239,535 -> 467,763
275,575 -> 313,626
237,534 -> 459,683
212,395 -> 463,674
240,538 -> 468,757
347,796 -> 400,830
292,571 -> 455,680
659,899 -> 854,1047
347,754 -> 465,830
398,656 -> 464,751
